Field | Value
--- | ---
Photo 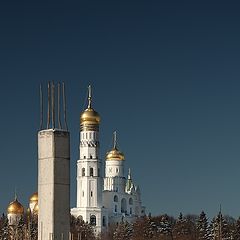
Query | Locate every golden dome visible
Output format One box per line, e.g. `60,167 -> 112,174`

7,199 -> 24,215
106,131 -> 125,161
29,192 -> 38,203
80,85 -> 100,128
106,148 -> 125,161
80,108 -> 100,125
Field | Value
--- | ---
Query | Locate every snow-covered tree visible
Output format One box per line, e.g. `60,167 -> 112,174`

70,215 -> 96,240
131,217 -> 157,240
113,221 -> 132,240
233,217 -> 240,240
29,214 -> 38,240
209,212 -> 232,240
0,216 -> 9,240
172,212 -> 197,240
196,211 -> 209,240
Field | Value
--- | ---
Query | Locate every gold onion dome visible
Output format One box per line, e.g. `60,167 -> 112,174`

106,131 -> 125,161
80,85 -> 100,126
7,198 -> 24,215
29,192 -> 38,203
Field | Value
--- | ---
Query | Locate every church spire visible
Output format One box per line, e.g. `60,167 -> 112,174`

88,85 -> 92,109
128,168 -> 132,180
113,131 -> 117,149
14,187 -> 17,201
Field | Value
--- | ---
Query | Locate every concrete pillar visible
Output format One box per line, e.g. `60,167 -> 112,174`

38,129 -> 70,240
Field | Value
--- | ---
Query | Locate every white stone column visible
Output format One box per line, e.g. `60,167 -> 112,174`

38,129 -> 70,240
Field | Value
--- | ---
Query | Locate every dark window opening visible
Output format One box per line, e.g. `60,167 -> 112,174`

114,195 -> 118,202
90,215 -> 96,226
103,216 -> 106,227
90,168 -> 93,176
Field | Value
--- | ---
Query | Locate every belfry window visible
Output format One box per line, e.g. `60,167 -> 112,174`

82,168 -> 85,176
114,195 -> 118,202
121,198 -> 127,213
103,216 -> 106,227
90,215 -> 96,226
90,168 -> 93,176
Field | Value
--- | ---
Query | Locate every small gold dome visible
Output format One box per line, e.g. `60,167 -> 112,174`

106,148 -> 125,161
80,85 -> 100,128
80,108 -> 100,126
106,131 -> 125,161
7,199 -> 24,215
29,192 -> 38,203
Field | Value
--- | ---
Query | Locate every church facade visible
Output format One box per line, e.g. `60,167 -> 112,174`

71,86 -> 145,233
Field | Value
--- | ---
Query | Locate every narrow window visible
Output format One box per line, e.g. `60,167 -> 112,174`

82,168 -> 85,176
114,195 -> 118,202
82,191 -> 84,197
130,208 -> 132,214
90,168 -> 93,176
115,205 -> 117,212
103,216 -> 106,227
90,215 -> 96,226
91,191 -> 93,197
90,155 -> 92,159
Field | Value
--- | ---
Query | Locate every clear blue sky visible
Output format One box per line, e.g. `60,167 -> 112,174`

0,0 -> 240,219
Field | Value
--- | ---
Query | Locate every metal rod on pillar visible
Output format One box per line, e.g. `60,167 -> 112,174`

58,82 -> 62,129
47,82 -> 51,129
40,84 -> 43,130
62,82 -> 68,130
51,81 -> 55,129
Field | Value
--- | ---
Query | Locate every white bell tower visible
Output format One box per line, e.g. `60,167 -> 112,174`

71,86 -> 106,233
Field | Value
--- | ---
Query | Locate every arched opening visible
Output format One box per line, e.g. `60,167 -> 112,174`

121,198 -> 127,213
90,167 -> 93,176
114,195 -> 118,202
82,168 -> 85,176
90,215 -> 96,226
77,215 -> 83,223
129,198 -> 133,205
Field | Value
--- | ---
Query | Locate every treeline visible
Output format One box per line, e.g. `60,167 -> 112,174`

1,211 -> 240,240
100,211 -> 240,240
